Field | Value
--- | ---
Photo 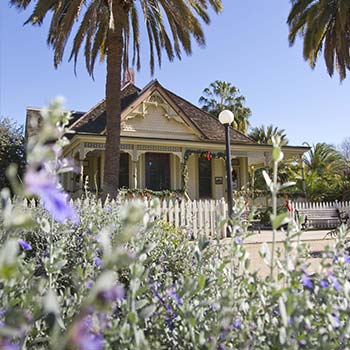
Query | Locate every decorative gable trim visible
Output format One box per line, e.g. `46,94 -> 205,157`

101,81 -> 204,139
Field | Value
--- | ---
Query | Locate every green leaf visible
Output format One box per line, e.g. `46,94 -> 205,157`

139,305 -> 156,320
280,181 -> 296,190
272,212 -> 290,230
198,274 -> 206,290
128,312 -> 137,324
262,170 -> 272,187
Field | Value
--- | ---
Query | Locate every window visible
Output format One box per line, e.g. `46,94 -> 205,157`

145,153 -> 170,191
119,153 -> 129,188
198,157 -> 212,198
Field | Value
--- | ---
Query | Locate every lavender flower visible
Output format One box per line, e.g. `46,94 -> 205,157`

99,284 -> 125,303
235,236 -> 242,245
0,310 -> 5,327
85,280 -> 94,289
166,287 -> 183,305
344,254 -> 350,264
25,169 -> 79,225
301,273 -> 313,289
272,309 -> 279,317
232,319 -> 242,330
93,256 -> 103,268
18,238 -> 32,251
332,314 -> 340,329
320,279 -> 329,289
71,315 -> 104,350
0,339 -> 20,350
330,275 -> 341,292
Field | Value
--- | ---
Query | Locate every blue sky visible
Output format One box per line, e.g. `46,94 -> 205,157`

1,0 -> 349,146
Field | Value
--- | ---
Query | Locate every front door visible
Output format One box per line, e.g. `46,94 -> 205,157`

198,157 -> 212,198
145,153 -> 170,191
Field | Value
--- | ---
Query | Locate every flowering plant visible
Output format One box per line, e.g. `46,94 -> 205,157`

0,101 -> 350,349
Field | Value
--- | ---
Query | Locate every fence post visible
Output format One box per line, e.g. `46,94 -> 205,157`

168,200 -> 174,225
192,200 -> 198,239
174,200 -> 179,227
220,197 -> 227,238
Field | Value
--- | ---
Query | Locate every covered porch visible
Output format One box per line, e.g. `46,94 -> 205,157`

62,137 -> 254,200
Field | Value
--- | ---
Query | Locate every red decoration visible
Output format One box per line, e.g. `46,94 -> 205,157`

206,151 -> 212,161
232,169 -> 237,179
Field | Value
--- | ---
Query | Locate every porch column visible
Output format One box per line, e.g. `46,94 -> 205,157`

100,152 -> 105,191
78,159 -> 84,192
300,155 -> 306,197
132,160 -> 138,189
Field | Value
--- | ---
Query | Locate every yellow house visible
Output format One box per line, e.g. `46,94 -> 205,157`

26,80 -> 308,200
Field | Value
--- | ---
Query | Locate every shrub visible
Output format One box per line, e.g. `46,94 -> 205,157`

1,101 -> 350,349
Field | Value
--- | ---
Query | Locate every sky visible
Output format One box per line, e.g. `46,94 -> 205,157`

1,0 -> 349,147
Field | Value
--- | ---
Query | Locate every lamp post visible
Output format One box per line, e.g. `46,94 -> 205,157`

219,110 -> 234,225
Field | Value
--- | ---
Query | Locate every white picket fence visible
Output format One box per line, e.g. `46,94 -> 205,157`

289,200 -> 350,229
290,200 -> 350,213
125,198 -> 229,238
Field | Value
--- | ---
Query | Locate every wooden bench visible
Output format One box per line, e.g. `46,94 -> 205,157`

295,208 -> 341,230
242,210 -> 262,233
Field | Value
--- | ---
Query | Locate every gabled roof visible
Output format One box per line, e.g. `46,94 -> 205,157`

25,107 -> 84,140
69,82 -> 141,134
160,85 -> 254,144
65,79 -> 254,144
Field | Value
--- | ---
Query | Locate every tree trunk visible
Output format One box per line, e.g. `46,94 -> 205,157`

103,1 -> 123,199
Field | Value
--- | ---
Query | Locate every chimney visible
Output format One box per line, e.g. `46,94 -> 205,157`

122,68 -> 135,87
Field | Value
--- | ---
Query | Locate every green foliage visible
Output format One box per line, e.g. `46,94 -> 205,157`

0,116 -> 26,190
199,80 -> 252,134
303,143 -> 350,201
10,0 -> 222,76
249,124 -> 289,146
288,0 -> 350,81
2,101 -> 350,350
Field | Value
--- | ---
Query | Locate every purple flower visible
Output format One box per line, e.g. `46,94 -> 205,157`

298,340 -> 306,347
166,287 -> 183,305
93,256 -> 103,268
71,315 -> 104,350
320,279 -> 329,289
330,275 -> 341,292
0,339 -> 20,350
344,254 -> 350,264
332,314 -> 340,329
235,236 -> 242,245
189,231 -> 194,240
301,273 -> 313,289
232,319 -> 242,330
25,169 -> 79,225
99,284 -> 125,303
151,286 -> 172,312
85,280 -> 94,289
18,238 -> 32,251
210,303 -> 219,311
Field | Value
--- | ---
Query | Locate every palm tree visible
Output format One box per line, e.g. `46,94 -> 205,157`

288,0 -> 350,81
249,125 -> 289,146
11,0 -> 222,198
304,142 -> 343,175
302,143 -> 346,200
199,80 -> 252,134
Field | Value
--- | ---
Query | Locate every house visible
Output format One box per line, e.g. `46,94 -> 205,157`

26,80 -> 309,200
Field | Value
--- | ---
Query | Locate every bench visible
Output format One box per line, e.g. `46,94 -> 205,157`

295,208 -> 342,230
242,210 -> 261,233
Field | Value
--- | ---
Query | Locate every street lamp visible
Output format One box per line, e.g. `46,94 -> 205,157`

219,110 -> 234,226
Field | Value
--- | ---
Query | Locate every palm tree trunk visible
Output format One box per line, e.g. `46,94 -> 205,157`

103,2 -> 123,198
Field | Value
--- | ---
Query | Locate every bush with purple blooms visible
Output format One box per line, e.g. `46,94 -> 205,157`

1,101 -> 350,349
